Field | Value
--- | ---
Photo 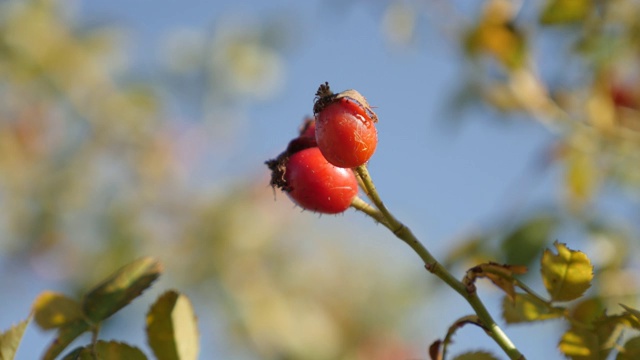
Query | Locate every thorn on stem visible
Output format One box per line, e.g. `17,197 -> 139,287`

425,263 -> 436,273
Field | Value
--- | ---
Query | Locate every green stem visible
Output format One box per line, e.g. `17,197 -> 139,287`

353,165 -> 525,360
350,196 -> 389,227
90,324 -> 101,359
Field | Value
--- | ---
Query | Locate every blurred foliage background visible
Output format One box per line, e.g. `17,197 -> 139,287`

1,0 -> 640,359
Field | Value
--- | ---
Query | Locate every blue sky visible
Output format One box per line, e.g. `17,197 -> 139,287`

3,1 -> 567,358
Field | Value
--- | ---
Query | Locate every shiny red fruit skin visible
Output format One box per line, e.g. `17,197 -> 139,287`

315,98 -> 378,168
284,147 -> 358,214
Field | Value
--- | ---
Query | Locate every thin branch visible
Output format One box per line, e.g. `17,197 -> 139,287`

354,164 -> 525,360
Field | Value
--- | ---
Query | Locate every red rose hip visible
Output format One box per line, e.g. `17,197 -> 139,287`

314,83 -> 378,168
284,147 -> 358,214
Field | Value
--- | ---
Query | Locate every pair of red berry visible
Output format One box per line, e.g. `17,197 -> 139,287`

266,82 -> 379,214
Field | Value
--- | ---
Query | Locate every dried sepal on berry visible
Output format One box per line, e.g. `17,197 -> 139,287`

313,82 -> 378,123
265,136 -> 317,192
298,117 -> 316,139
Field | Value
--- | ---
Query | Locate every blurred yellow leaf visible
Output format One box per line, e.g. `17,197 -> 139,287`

502,293 -> 563,324
564,148 -> 599,208
465,0 -> 526,69
32,291 -> 83,330
540,0 -> 592,25
559,327 -> 599,359
0,317 -> 30,360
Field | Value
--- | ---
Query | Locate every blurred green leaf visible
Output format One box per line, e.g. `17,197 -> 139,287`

82,257 -> 162,323
146,290 -> 199,360
61,341 -> 147,360
33,291 -> 83,330
502,293 -> 563,324
501,214 -> 558,267
0,317 -> 30,360
42,320 -> 90,360
571,298 -> 605,325
620,304 -> 640,329
559,315 -> 624,360
541,241 -> 593,302
443,234 -> 489,268
452,351 -> 500,360
540,0 -> 592,25
617,336 -> 640,360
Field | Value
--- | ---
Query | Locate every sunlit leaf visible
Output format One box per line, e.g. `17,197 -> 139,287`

33,291 -> 84,330
541,241 -> 593,302
0,317 -> 30,360
42,320 -> 90,360
452,351 -> 500,360
540,0 -> 592,25
82,257 -> 162,323
559,327 -> 599,359
502,293 -> 563,324
146,290 -> 199,360
501,214 -> 558,267
617,336 -> 640,360
61,341 -> 147,360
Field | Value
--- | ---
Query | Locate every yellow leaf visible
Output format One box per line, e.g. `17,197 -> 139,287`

541,241 -> 593,302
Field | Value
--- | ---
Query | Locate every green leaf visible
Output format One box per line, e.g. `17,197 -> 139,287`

0,317 -> 30,360
33,291 -> 84,330
61,341 -> 147,360
617,336 -> 640,360
452,351 -> 500,360
42,320 -> 91,360
541,241 -> 593,302
502,293 -> 563,324
501,215 -> 557,267
82,257 -> 162,323
540,0 -> 592,25
571,298 -> 605,325
146,290 -> 200,360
